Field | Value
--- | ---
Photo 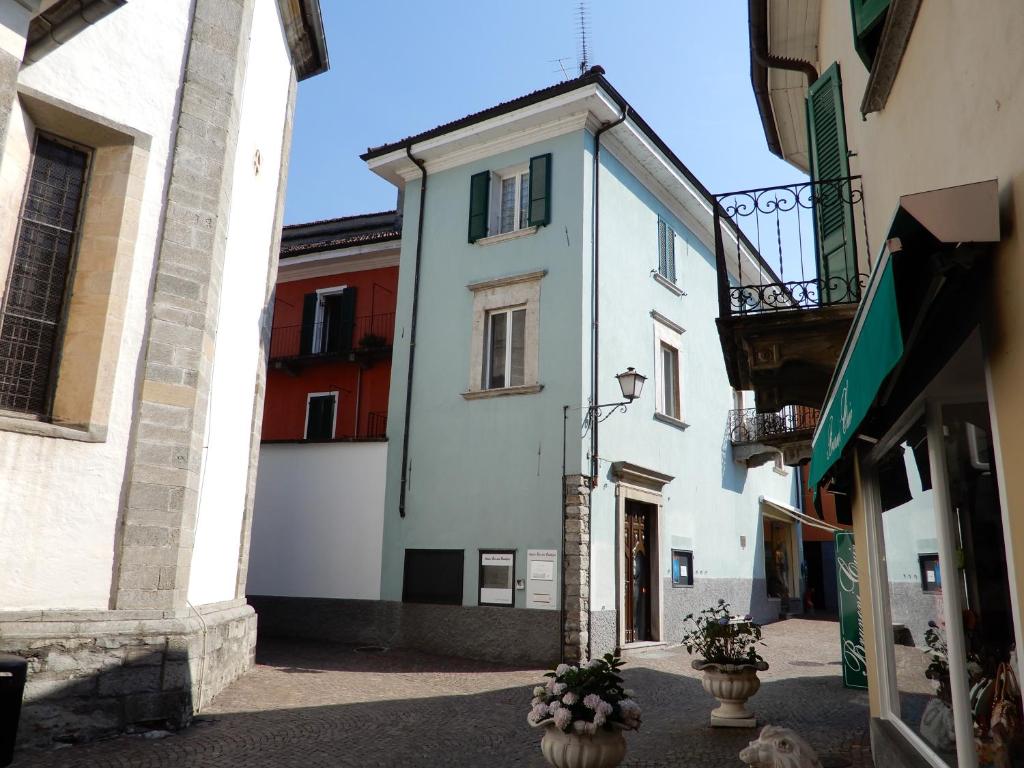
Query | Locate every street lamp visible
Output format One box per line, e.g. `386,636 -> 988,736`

615,367 -> 646,403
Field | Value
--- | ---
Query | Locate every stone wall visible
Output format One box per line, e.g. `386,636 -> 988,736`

1,600 -> 255,751
251,596 -> 560,667
563,474 -> 591,662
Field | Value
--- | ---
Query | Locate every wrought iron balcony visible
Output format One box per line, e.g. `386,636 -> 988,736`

714,176 -> 871,317
714,177 -> 872,412
269,312 -> 395,362
365,411 -> 387,439
729,406 -> 820,467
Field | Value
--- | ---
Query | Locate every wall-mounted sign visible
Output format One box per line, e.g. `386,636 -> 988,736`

527,548 -> 558,610
478,550 -> 515,607
835,531 -> 868,689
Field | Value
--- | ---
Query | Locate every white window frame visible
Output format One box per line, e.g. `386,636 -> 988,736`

483,305 -> 527,390
464,270 -> 545,399
304,390 -> 338,440
489,163 -> 531,236
312,285 -> 347,353
652,313 -> 686,427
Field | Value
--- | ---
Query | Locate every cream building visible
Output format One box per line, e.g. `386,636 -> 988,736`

742,1 -> 1024,766
0,0 -> 326,748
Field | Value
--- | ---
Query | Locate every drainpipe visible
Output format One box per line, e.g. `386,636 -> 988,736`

398,147 -> 426,518
589,107 -> 628,484
587,106 -> 627,662
748,0 -> 818,158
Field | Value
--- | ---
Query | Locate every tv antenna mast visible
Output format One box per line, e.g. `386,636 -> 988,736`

576,1 -> 590,75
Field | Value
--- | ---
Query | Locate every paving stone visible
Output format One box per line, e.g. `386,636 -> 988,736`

13,618 -> 873,767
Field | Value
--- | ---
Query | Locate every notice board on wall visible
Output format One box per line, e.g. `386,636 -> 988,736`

835,531 -> 868,689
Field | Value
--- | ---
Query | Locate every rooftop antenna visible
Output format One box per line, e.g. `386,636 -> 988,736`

550,57 -> 573,81
576,1 -> 590,75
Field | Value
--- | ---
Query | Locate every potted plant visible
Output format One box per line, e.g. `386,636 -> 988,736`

358,332 -> 387,349
527,653 -> 641,768
681,599 -> 768,727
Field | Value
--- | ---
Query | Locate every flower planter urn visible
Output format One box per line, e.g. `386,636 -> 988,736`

532,720 -> 628,768
692,659 -> 769,728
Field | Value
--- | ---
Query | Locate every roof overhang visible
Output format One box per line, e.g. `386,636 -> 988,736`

277,0 -> 329,81
749,0 -> 820,172
808,180 -> 1000,492
277,239 -> 400,283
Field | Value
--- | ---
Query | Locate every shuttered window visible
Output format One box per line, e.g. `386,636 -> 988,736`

0,136 -> 88,416
806,63 -> 857,299
657,218 -> 676,283
468,154 -> 551,241
850,0 -> 890,69
299,288 -> 357,355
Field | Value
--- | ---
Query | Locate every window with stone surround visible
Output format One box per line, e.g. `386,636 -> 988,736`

463,270 -> 544,399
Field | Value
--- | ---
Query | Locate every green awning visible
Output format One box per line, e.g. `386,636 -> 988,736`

808,257 -> 903,492
808,179 -> 1000,493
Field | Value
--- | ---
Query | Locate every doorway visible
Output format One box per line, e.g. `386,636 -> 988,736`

624,499 -> 655,643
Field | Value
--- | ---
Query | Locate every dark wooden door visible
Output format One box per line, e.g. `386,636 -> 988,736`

624,501 -> 652,643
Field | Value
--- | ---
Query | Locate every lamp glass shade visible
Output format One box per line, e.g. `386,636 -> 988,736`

616,367 -> 646,401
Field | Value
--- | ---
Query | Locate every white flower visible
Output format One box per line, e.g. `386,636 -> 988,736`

553,707 -> 572,730
562,691 -> 579,706
624,689 -> 636,697
583,693 -> 602,711
552,682 -> 567,695
555,663 -> 572,676
548,700 -> 562,712
593,711 -> 607,727
533,685 -> 546,697
596,701 -> 612,716
531,696 -> 544,707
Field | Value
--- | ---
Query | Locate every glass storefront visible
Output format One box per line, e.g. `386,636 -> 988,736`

869,339 -> 1022,768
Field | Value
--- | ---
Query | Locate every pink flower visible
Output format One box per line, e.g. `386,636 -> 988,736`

562,691 -> 578,706
583,693 -> 602,710
555,663 -> 572,676
596,701 -> 613,716
552,682 -> 567,695
593,711 -> 607,727
553,707 -> 572,730
529,702 -> 549,723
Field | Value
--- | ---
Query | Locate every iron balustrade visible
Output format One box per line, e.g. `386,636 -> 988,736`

729,406 -> 820,445
365,411 -> 387,438
713,177 -> 871,317
269,312 -> 395,361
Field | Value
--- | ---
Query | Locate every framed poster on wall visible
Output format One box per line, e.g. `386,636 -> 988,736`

478,550 -> 516,607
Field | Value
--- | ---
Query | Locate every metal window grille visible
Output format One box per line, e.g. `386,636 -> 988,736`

0,136 -> 88,415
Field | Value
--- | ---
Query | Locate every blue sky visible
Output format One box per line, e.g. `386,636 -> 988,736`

283,2 -> 807,225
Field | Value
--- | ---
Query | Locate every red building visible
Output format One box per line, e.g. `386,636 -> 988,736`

262,211 -> 400,441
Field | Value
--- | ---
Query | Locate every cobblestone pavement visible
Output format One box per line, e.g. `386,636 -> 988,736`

15,618 -> 872,768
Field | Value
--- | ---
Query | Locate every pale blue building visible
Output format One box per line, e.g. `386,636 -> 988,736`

359,67 -> 802,664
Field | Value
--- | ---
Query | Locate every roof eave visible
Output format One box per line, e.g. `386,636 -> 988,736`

278,0 -> 329,81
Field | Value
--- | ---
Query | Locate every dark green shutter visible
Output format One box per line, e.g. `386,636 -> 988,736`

850,0 -> 890,68
657,219 -> 667,276
337,286 -> 357,352
807,63 -> 856,302
666,224 -> 676,283
528,153 -> 551,227
299,293 -> 318,354
468,171 -> 490,242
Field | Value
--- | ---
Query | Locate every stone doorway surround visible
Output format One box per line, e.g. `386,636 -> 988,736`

611,461 -> 673,650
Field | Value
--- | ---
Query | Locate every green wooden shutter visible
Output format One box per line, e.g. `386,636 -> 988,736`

528,153 -> 551,227
807,63 -> 856,302
850,0 -> 890,68
666,224 -> 677,283
657,219 -> 667,276
468,171 -> 490,242
337,286 -> 357,352
299,293 -> 318,354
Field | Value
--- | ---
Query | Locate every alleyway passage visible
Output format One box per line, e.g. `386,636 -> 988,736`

15,619 -> 872,768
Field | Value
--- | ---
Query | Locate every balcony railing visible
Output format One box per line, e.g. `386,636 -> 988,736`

366,411 -> 387,439
729,406 -> 820,445
269,312 -> 395,361
714,177 -> 871,317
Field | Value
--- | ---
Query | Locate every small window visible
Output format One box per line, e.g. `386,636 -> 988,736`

672,550 -> 694,587
850,0 -> 890,70
498,170 -> 530,234
918,553 -> 941,593
659,342 -> 681,419
403,549 -> 464,605
305,392 -> 337,440
484,307 -> 526,390
657,218 -> 676,283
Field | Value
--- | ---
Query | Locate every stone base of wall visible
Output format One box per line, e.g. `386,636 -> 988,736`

250,595 -> 559,667
0,599 -> 256,751
589,610 -> 617,658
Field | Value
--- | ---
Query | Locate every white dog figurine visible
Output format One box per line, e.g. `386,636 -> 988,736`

739,725 -> 824,768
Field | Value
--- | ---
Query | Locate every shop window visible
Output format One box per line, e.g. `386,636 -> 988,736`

671,549 -> 693,587
918,553 -> 941,593
402,549 -> 464,605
